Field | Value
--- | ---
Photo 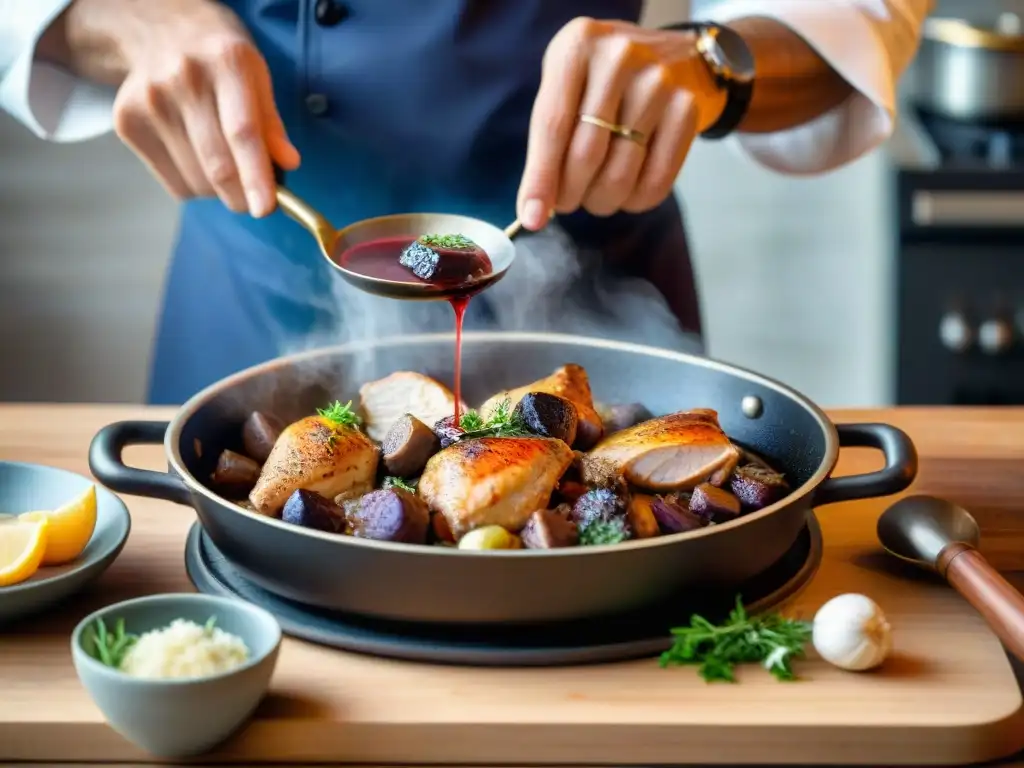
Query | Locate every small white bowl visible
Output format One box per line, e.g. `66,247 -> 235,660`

71,593 -> 281,758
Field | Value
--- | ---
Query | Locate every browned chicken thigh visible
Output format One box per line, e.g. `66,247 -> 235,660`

418,437 -> 575,539
249,415 -> 379,516
588,409 -> 738,492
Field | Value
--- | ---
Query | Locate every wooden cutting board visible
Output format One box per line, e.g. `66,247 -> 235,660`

1,405 -> 1024,765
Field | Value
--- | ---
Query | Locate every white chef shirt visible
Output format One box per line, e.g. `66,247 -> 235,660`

0,0 -> 934,174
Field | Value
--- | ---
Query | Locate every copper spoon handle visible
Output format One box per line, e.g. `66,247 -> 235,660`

938,542 -> 1024,662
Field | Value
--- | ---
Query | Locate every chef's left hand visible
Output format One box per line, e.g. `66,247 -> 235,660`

517,18 -> 726,230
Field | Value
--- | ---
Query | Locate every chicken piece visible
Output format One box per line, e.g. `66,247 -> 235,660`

249,415 -> 379,517
418,437 -> 575,539
587,408 -> 737,492
479,364 -> 604,450
359,371 -> 466,443
709,443 -> 742,486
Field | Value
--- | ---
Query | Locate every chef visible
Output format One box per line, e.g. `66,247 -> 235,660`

1,0 -> 932,404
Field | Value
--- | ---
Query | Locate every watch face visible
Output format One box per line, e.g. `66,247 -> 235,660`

703,26 -> 755,83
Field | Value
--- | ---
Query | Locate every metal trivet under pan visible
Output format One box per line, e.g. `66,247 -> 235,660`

184,515 -> 822,667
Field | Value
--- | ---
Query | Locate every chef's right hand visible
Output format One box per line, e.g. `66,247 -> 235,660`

108,0 -> 300,216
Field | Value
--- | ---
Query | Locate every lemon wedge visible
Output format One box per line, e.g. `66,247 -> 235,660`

19,484 -> 97,566
0,518 -> 49,587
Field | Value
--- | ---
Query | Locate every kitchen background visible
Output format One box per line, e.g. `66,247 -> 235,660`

0,0 -> 1016,406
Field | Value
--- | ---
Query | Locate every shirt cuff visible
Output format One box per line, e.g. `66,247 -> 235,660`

701,0 -> 897,176
0,0 -> 115,142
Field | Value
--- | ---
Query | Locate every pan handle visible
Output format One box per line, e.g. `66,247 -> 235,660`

88,421 -> 193,506
812,423 -> 918,507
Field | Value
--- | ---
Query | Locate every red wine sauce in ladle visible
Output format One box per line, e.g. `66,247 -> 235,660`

336,235 -> 493,426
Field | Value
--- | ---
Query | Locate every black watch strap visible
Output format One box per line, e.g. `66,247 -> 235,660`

660,21 -> 755,140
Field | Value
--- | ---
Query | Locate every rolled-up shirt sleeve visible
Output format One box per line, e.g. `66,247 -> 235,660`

0,0 -> 115,142
700,0 -> 934,175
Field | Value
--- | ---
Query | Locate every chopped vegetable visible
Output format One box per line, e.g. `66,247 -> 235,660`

660,596 -> 812,682
348,488 -> 430,544
89,617 -> 139,669
578,517 -> 630,546
730,464 -> 789,510
382,476 -> 417,493
457,525 -> 522,550
282,489 -> 346,533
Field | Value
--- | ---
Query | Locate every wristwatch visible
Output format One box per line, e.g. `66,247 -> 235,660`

661,22 -> 755,140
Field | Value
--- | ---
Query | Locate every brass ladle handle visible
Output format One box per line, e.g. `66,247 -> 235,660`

275,186 -> 338,255
272,165 -> 533,246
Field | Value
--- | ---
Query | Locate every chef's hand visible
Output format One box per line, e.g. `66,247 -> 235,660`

107,0 -> 299,216
517,18 -> 726,229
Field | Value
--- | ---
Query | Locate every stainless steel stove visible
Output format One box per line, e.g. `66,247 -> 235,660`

891,104 -> 1024,405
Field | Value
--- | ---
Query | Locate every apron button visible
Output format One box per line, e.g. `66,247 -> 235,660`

314,0 -> 348,26
305,93 -> 329,116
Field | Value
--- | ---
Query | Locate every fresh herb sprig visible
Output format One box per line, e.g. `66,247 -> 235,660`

418,233 -> 476,249
382,476 -> 417,493
659,596 -> 812,682
90,617 -> 138,669
457,399 -> 532,440
318,400 -> 362,428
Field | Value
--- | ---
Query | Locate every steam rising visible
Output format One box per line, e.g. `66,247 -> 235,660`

274,222 -> 703,383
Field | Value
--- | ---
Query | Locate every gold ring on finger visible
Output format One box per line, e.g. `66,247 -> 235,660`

578,114 -> 647,146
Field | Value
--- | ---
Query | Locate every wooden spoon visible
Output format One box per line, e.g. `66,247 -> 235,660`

878,494 -> 1024,661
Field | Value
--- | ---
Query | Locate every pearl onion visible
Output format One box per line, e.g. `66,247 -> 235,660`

812,593 -> 892,672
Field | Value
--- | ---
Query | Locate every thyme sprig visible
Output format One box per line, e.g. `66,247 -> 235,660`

457,399 -> 531,440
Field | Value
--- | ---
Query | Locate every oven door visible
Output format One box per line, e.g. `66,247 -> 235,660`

897,235 -> 1024,405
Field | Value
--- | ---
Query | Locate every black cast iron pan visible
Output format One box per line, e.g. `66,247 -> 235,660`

89,333 -> 917,625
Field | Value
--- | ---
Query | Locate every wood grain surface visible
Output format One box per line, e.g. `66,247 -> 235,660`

2,405 -> 1024,766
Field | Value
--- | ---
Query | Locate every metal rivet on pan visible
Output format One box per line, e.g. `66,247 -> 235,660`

741,395 -> 763,419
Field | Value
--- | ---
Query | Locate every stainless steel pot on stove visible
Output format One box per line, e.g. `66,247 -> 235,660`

915,14 -> 1024,121
87,334 -> 918,626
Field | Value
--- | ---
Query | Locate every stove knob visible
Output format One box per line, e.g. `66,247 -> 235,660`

939,312 -> 973,353
978,318 -> 1015,355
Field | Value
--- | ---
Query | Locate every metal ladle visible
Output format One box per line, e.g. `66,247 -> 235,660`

878,494 -> 1024,661
273,170 -> 523,301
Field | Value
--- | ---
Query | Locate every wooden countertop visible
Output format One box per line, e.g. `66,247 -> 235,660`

2,404 -> 1024,767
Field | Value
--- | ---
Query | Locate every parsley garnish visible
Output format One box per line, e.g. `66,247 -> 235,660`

457,399 -> 531,440
459,410 -> 486,431
317,400 -> 362,428
418,233 -> 475,249
382,476 -> 417,493
659,596 -> 812,682
89,617 -> 138,669
578,518 -> 630,546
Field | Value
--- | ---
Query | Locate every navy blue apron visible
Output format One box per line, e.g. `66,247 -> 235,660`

148,0 -> 702,404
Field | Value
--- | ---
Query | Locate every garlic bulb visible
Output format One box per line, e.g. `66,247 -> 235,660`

812,593 -> 892,671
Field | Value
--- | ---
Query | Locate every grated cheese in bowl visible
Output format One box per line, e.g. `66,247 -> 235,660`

119,618 -> 250,679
